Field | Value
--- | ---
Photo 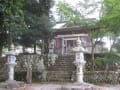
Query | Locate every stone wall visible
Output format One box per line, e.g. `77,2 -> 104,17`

0,54 -> 120,84
15,54 -> 58,82
15,55 -> 120,84
15,54 -> 46,82
84,71 -> 120,84
0,57 -> 8,81
0,84 -> 33,90
16,54 -> 43,72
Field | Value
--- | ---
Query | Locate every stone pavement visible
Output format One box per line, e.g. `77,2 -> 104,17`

29,83 -> 120,90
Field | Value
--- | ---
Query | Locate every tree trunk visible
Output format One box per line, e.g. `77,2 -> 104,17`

22,46 -> 25,53
0,46 -> 2,57
26,65 -> 32,84
91,44 -> 95,71
91,38 -> 103,71
109,39 -> 116,56
90,38 -> 97,71
34,41 -> 37,54
41,40 -> 44,54
8,32 -> 12,51
43,38 -> 49,54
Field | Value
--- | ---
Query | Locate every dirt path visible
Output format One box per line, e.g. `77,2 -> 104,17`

30,84 -> 62,90
30,84 -> 120,90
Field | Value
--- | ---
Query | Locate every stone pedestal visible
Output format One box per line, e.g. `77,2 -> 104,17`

73,37 -> 86,84
74,59 -> 86,83
8,66 -> 15,81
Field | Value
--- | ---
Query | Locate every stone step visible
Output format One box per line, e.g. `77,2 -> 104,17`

51,65 -> 75,68
58,57 -> 74,60
58,55 -> 74,57
47,55 -> 76,82
47,71 -> 75,82
48,68 -> 75,71
47,73 -> 73,77
56,61 -> 74,63
50,63 -> 74,66
49,64 -> 74,66
48,67 -> 75,71
49,64 -> 75,68
47,77 -> 73,81
52,60 -> 74,63
48,66 -> 75,69
57,58 -> 74,60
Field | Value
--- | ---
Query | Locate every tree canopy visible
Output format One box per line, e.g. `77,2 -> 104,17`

0,0 -> 54,55
0,0 -> 25,56
100,0 -> 120,36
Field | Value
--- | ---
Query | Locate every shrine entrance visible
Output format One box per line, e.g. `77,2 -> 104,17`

54,34 -> 88,55
64,39 -> 76,55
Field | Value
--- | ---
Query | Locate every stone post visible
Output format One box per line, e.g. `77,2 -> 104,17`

49,39 -> 54,54
6,44 -> 17,81
73,37 -> 86,84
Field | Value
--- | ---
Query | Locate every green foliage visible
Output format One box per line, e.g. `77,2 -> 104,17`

0,0 -> 53,54
89,28 -> 106,39
0,0 -> 8,48
98,0 -> 120,60
0,32 -> 7,48
57,0 -> 100,27
56,0 -> 107,44
0,0 -> 26,52
57,0 -> 107,71
0,0 -> 26,41
19,14 -> 52,47
17,0 -> 53,50
4,0 -> 26,34
57,1 -> 84,26
56,0 -> 120,71
15,72 -> 26,82
95,53 -> 120,70
100,0 -> 120,36
114,39 -> 120,53
24,0 -> 53,16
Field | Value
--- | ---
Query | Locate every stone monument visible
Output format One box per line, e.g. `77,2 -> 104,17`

0,44 -> 25,90
60,37 -> 99,90
6,44 -> 17,82
73,37 -> 86,84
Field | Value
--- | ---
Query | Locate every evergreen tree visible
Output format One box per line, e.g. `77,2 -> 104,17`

0,0 -> 25,56
18,0 -> 53,54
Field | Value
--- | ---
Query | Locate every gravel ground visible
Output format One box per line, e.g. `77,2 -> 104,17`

30,84 -> 120,90
102,85 -> 120,90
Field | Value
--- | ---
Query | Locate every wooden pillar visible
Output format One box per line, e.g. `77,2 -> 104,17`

62,37 -> 64,55
65,40 -> 67,55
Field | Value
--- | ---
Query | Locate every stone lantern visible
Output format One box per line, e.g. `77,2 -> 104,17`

6,44 -> 17,82
73,37 -> 86,84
